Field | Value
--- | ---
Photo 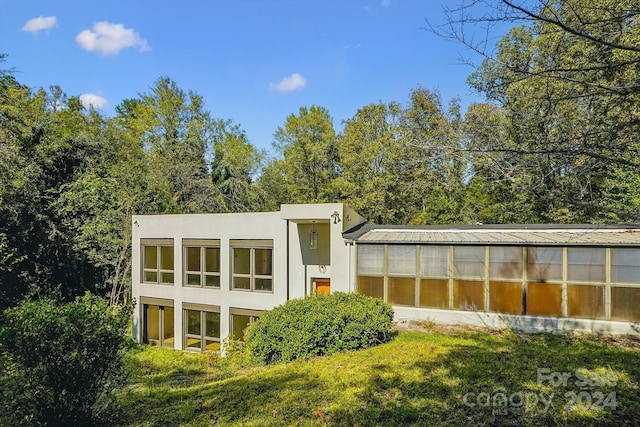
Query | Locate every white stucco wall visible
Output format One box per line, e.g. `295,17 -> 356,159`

131,211 -> 288,349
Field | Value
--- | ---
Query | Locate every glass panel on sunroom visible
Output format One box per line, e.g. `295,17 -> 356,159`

357,276 -> 384,299
387,245 -> 416,276
357,245 -> 384,275
453,280 -> 484,311
567,284 -> 605,319
419,278 -> 449,309
388,277 -> 415,306
611,287 -> 640,322
489,247 -> 523,280
527,247 -> 562,282
489,281 -> 522,314
567,248 -> 605,283
526,282 -> 562,317
454,246 -> 485,278
611,248 -> 640,284
420,246 -> 449,278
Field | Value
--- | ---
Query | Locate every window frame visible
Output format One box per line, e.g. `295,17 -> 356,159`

183,307 -> 221,352
230,240 -> 274,293
183,239 -> 221,288
141,239 -> 174,285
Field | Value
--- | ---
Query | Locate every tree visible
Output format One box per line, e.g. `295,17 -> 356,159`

432,0 -> 640,222
273,105 -> 338,203
0,293 -> 132,426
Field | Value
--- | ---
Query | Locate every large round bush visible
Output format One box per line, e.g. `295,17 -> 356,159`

245,292 -> 394,364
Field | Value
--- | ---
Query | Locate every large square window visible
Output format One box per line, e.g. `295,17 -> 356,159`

184,241 -> 221,288
142,241 -> 174,284
231,241 -> 273,292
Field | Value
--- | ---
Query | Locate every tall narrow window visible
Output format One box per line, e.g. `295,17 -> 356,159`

231,240 -> 273,292
356,245 -> 384,299
143,303 -> 174,348
184,240 -> 221,288
488,246 -> 523,315
526,247 -> 562,317
184,307 -> 221,351
141,239 -> 174,284
453,246 -> 485,311
387,245 -> 416,306
419,246 -> 449,309
567,248 -> 605,320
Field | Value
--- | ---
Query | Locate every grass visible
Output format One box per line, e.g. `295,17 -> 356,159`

116,328 -> 640,426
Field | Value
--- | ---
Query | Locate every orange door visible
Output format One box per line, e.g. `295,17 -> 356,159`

314,280 -> 331,296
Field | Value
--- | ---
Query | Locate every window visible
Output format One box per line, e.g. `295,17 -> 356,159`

143,303 -> 174,348
230,309 -> 262,340
611,248 -> 640,284
387,246 -> 416,306
142,240 -> 174,284
526,247 -> 562,317
231,240 -> 273,292
453,246 -> 485,311
419,246 -> 449,309
184,308 -> 220,351
184,240 -> 221,288
357,245 -> 385,298
488,247 -> 523,315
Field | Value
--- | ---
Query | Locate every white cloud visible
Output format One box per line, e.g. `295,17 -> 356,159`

79,93 -> 108,110
76,21 -> 150,55
22,16 -> 57,35
269,73 -> 307,94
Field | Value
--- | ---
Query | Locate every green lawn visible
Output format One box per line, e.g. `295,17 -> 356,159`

117,328 -> 640,426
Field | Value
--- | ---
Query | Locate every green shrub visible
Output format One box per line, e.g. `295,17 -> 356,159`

0,292 -> 132,426
245,292 -> 394,365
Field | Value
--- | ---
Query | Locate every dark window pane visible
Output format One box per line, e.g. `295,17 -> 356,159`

232,314 -> 251,340
145,305 -> 159,344
205,312 -> 220,339
186,273 -> 201,286
611,287 -> 640,322
205,340 -> 221,351
490,247 -> 522,280
163,307 -> 174,348
160,246 -> 174,271
144,246 -> 157,269
255,249 -> 272,276
489,281 -> 522,314
454,247 -> 485,278
357,276 -> 384,299
388,277 -> 415,306
255,278 -> 272,292
567,285 -> 605,319
161,272 -> 174,284
419,279 -> 449,309
527,247 -> 562,282
526,282 -> 562,317
186,309 -> 201,335
143,271 -> 158,283
568,248 -> 605,283
611,248 -> 640,284
233,276 -> 251,290
205,275 -> 220,288
187,337 -> 202,350
233,248 -> 251,274
186,247 -> 200,272
205,248 -> 220,273
453,280 -> 485,311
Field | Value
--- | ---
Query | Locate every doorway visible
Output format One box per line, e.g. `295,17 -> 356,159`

313,279 -> 331,296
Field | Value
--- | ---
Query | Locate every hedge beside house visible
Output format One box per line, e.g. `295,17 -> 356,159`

245,292 -> 394,365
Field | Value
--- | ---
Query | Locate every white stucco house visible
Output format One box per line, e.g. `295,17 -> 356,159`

131,203 -> 640,351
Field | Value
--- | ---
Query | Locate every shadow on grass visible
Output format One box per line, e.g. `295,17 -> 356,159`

328,331 -> 640,426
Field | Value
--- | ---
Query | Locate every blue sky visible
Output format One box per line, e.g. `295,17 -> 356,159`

1,0 -> 491,152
